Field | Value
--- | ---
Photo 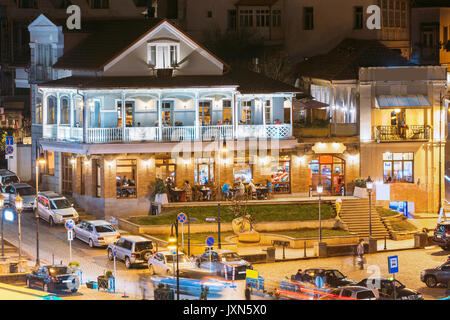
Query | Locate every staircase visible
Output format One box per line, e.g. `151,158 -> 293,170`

338,199 -> 390,240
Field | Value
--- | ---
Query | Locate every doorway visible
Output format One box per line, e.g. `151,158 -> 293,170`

199,101 -> 211,126
309,155 -> 345,195
117,101 -> 135,127
161,101 -> 173,126
61,153 -> 73,195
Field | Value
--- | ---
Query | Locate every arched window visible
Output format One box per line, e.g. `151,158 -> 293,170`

35,96 -> 42,124
47,96 -> 57,124
61,97 -> 69,125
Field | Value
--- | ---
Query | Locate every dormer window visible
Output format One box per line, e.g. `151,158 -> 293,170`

147,41 -> 180,69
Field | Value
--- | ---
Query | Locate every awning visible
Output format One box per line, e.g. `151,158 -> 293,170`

294,99 -> 329,109
376,95 -> 431,108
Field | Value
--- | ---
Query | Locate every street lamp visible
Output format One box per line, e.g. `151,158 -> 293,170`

35,155 -> 46,266
217,138 -> 227,250
317,183 -> 323,242
167,222 -> 179,300
0,193 -> 4,259
15,193 -> 23,265
366,176 -> 373,238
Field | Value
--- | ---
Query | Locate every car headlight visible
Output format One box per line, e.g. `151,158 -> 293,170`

54,214 -> 63,218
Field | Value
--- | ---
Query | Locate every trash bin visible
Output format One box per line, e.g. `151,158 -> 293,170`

414,232 -> 428,249
9,262 -> 18,274
265,247 -> 276,263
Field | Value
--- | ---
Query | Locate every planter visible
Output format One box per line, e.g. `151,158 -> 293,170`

97,276 -> 115,293
353,186 -> 368,199
155,193 -> 168,205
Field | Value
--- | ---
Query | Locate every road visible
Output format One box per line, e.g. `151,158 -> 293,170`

254,247 -> 449,300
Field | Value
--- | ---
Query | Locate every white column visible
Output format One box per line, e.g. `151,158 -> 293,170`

56,92 -> 61,140
234,95 -> 239,139
290,95 -> 294,137
195,92 -> 200,140
42,92 -> 48,138
82,93 -> 88,144
69,93 -> 74,141
231,92 -> 236,139
158,94 -> 162,141
121,91 -> 126,141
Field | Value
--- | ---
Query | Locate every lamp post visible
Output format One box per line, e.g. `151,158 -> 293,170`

217,137 -> 227,250
317,183 -> 323,242
0,194 -> 5,259
167,221 -> 179,300
366,176 -> 374,238
15,193 -> 23,265
35,155 -> 46,267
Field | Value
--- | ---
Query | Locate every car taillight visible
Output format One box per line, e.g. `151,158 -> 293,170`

446,231 -> 450,236
131,253 -> 135,258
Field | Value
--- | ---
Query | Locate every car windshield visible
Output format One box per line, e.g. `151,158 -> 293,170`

16,187 -> 35,196
95,225 -> 116,233
166,254 -> 188,264
134,241 -> 153,251
48,267 -> 69,276
219,252 -> 241,261
4,176 -> 19,184
50,199 -> 72,210
357,290 -> 375,300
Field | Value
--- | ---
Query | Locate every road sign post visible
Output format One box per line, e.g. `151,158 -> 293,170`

206,236 -> 214,273
388,255 -> 399,300
65,220 -> 75,263
315,276 -> 324,300
177,213 -> 187,250
113,246 -> 117,281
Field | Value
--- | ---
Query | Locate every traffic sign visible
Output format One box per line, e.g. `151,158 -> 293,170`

315,276 -> 324,289
177,212 -> 187,224
388,255 -> 399,274
65,219 -> 75,230
6,136 -> 13,146
5,146 -> 13,155
67,230 -> 73,241
206,236 -> 214,247
169,247 -> 177,255
113,246 -> 117,257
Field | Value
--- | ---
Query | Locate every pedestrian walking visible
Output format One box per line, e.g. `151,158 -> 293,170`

357,239 -> 365,270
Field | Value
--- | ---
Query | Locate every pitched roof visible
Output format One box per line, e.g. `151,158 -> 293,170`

39,69 -> 299,94
293,39 -> 416,81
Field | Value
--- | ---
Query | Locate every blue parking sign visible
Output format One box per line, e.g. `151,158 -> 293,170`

206,236 -> 214,247
388,255 -> 399,274
6,136 -> 13,146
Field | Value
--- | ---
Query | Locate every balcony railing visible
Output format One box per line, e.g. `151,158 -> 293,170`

374,125 -> 431,142
42,124 -> 292,144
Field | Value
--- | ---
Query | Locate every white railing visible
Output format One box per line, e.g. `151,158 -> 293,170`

42,124 -> 292,143
162,126 -> 196,141
201,125 -> 234,140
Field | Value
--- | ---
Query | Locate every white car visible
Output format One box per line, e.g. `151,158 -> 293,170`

148,251 -> 196,275
74,220 -> 121,248
33,192 -> 79,227
2,183 -> 36,211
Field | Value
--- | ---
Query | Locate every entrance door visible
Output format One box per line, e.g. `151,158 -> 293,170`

161,101 -> 173,126
61,153 -> 73,195
199,101 -> 211,126
118,101 -> 135,127
309,155 -> 345,196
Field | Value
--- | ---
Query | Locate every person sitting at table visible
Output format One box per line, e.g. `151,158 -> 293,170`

237,180 -> 245,200
248,179 -> 257,200
183,180 -> 192,202
122,175 -> 128,186
222,182 -> 231,200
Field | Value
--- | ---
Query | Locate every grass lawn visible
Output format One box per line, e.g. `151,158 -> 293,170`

376,207 -> 399,218
128,204 -> 335,226
390,220 -> 418,232
151,228 -> 349,245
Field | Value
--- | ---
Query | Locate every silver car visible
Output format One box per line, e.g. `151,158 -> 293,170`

74,220 -> 121,248
107,235 -> 154,269
148,251 -> 196,275
320,286 -> 377,300
33,191 -> 79,227
2,183 -> 36,211
0,170 -> 20,187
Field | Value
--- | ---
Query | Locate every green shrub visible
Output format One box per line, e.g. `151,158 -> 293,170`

151,178 -> 168,197
354,178 -> 366,188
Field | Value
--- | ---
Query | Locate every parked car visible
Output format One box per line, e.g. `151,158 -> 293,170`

25,265 -> 80,293
74,220 -> 120,248
2,183 -> 35,211
33,191 -> 79,227
107,235 -> 154,269
320,286 -> 377,300
0,170 -> 20,187
356,278 -> 423,300
195,249 -> 252,279
432,221 -> 450,250
297,268 -> 356,288
421,261 -> 450,288
148,251 -> 197,275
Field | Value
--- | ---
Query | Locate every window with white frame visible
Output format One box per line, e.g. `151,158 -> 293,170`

272,10 -> 281,27
240,10 -> 253,27
241,101 -> 252,124
147,42 -> 180,69
256,9 -> 270,27
379,0 -> 408,29
265,100 -> 272,124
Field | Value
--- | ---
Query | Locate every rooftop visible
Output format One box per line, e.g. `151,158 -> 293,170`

293,39 -> 416,81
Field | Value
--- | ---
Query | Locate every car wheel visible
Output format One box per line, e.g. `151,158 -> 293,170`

125,257 -> 132,269
425,275 -> 438,288
43,283 -> 49,292
71,288 -> 78,293
148,264 -> 155,275
49,217 -> 54,227
26,278 -> 31,288
89,239 -> 94,248
107,249 -> 114,261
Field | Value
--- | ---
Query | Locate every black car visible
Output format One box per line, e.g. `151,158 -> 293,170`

26,265 -> 80,293
357,278 -> 423,300
294,269 -> 356,288
195,249 -> 252,280
432,222 -> 450,250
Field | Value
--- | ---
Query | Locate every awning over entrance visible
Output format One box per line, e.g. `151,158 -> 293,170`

376,95 -> 431,108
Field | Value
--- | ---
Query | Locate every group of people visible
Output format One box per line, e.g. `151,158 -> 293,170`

116,175 -> 137,198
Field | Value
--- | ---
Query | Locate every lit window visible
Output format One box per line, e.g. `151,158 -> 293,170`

47,96 -> 57,125
116,160 -> 137,199
241,101 -> 252,124
45,151 -> 55,176
61,97 -> 69,125
147,43 -> 180,69
35,97 -> 42,124
383,152 -> 414,183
